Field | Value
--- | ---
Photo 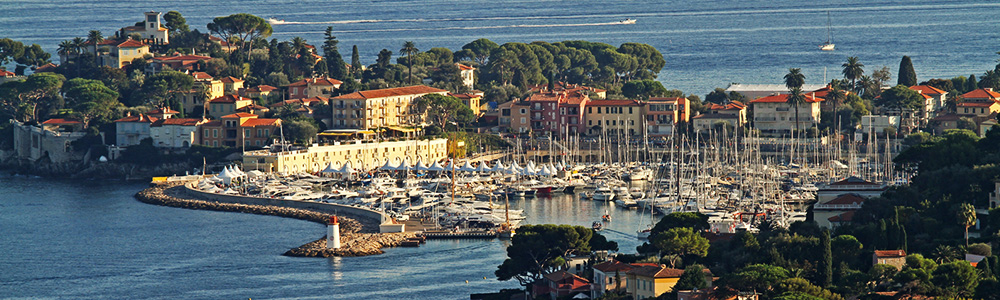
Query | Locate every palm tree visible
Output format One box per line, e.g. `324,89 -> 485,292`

291,37 -> 307,54
400,41 -> 418,85
957,203 -> 977,247
842,57 -> 864,93
87,30 -> 103,66
784,68 -> 805,90
827,81 -> 846,128
857,75 -> 876,99
787,87 -> 806,133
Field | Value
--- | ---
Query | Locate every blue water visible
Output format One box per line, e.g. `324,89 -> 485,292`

0,174 -> 650,299
3,0 -> 998,95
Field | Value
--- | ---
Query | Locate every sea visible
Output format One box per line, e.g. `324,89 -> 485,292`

3,0 -> 1000,96
1,1 -> 998,299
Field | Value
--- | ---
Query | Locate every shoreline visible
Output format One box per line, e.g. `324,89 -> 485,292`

134,181 -> 416,257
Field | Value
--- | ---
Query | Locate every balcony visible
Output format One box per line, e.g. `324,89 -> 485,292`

531,116 -> 544,120
334,104 -> 346,109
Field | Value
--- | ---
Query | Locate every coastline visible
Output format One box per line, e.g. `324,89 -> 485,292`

134,181 -> 416,257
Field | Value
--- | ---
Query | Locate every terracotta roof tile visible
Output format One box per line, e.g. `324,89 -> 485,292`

242,118 -> 280,126
209,95 -> 250,104
41,118 -> 82,125
456,63 -> 475,71
874,250 -> 907,258
191,72 -> 213,80
910,85 -> 946,95
220,76 -> 243,83
151,55 -> 212,62
963,88 -> 1000,100
750,93 -> 824,104
116,39 -> 147,48
114,114 -> 158,123
221,113 -> 257,118
587,99 -> 642,106
333,85 -> 447,100
152,118 -> 204,126
824,193 -> 866,205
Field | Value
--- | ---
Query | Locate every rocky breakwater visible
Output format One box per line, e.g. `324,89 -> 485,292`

283,232 -> 418,257
135,182 -> 413,257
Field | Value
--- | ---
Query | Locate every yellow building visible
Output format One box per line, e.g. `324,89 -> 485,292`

242,138 -> 449,174
627,265 -> 711,299
330,85 -> 449,129
584,100 -> 644,136
77,38 -> 150,69
220,76 -> 245,95
207,95 -> 253,118
449,92 -> 484,116
180,72 -> 225,115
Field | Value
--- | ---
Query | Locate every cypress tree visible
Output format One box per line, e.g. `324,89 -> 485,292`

322,26 -> 348,80
969,74 -> 979,91
980,256 -> 995,280
898,56 -> 917,86
878,220 -> 888,250
819,230 -> 833,288
351,45 -> 361,77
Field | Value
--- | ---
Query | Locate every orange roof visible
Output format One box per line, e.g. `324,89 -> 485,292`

114,114 -> 158,123
287,77 -> 344,87
333,85 -> 447,100
749,93 -> 823,103
209,95 -> 250,104
587,99 -> 642,107
963,88 -> 1000,100
910,85 -> 946,96
0,69 -> 16,77
648,97 -> 686,103
448,93 -> 481,99
152,118 -> 204,126
220,76 -> 244,83
593,260 -> 634,273
706,101 -> 746,111
151,55 -> 212,62
528,81 -> 606,94
41,118 -> 82,125
627,265 -> 704,278
828,211 -> 855,222
874,250 -> 907,258
34,63 -> 58,73
148,107 -> 179,115
191,72 -> 213,80
221,113 -> 257,118
116,39 -> 147,48
246,85 -> 277,93
242,118 -> 280,126
270,96 -> 329,108
957,101 -> 998,108
456,63 -> 475,71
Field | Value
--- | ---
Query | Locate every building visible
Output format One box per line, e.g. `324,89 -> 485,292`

726,83 -> 826,100
498,101 -> 531,133
287,77 -> 343,99
207,95 -> 253,118
860,115 -> 900,134
536,271 -> 591,300
11,120 -> 89,163
627,265 -> 711,299
241,85 -> 278,100
40,118 -> 84,133
114,113 -> 159,147
585,100 -> 643,136
873,250 -> 907,270
119,11 -> 169,45
457,63 -> 476,89
330,85 -> 448,129
749,93 -> 824,135
510,89 -> 588,137
592,260 -> 636,297
910,85 -> 948,119
242,138 -> 449,174
180,72 -> 224,115
692,101 -> 747,133
150,117 -> 207,148
529,82 -> 607,99
812,176 -> 887,228
449,92 -> 483,116
199,113 -> 280,148
72,38 -> 150,69
146,54 -> 212,74
646,97 -> 689,136
219,76 -> 244,95
958,88 -> 1000,117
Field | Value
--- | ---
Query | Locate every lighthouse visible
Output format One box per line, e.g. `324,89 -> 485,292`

326,216 -> 341,249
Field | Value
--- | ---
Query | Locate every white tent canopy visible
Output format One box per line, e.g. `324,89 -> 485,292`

476,162 -> 490,173
338,161 -> 356,173
491,161 -> 505,172
321,163 -> 338,173
459,161 -> 477,172
427,161 -> 445,172
379,160 -> 395,170
414,159 -> 428,171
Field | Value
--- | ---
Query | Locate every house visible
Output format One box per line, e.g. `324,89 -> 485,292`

114,113 -> 158,147
206,95 -> 253,118
329,85 -> 448,130
241,85 -> 278,100
34,63 -> 59,73
118,11 -> 169,45
449,92 -> 484,116
270,96 -> 329,119
810,84 -> 853,112
727,83 -> 827,100
0,69 -> 23,84
536,271 -> 592,300
150,117 -> 207,148
678,288 -> 759,300
646,97 -> 689,136
242,138 -> 448,174
72,38 -> 150,69
198,113 -> 280,148
529,82 -> 607,99
749,93 -> 824,135
511,89 -> 589,137
40,118 -> 84,133
11,120 -> 89,163
498,101 -> 531,134
627,265 -> 712,300
219,76 -> 244,95
910,85 -> 948,119
812,176 -> 887,228
860,115 -> 900,135
457,63 -> 476,89
585,100 -> 643,136
146,54 -> 212,74
958,88 -> 1000,117
692,101 -> 747,132
179,72 -> 224,115
873,250 -> 907,270
287,76 -> 342,99
592,260 -> 635,297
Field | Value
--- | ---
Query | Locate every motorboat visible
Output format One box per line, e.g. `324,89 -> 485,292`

619,18 -> 636,25
592,187 -> 615,201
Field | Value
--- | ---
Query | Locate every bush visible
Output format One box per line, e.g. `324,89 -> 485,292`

969,243 -> 992,257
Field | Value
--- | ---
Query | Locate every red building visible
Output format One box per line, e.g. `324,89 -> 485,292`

199,113 -> 281,148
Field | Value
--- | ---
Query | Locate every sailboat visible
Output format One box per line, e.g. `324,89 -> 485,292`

819,12 -> 835,51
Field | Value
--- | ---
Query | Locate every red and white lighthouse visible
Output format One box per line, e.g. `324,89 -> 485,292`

326,216 -> 341,249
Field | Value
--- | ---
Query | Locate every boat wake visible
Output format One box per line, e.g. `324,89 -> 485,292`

274,21 -> 633,35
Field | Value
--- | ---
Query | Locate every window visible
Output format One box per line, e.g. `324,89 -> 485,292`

213,141 -> 218,147
629,107 -> 633,114
212,129 -> 218,138
520,108 -> 526,114
597,107 -> 601,113
264,129 -> 269,136
204,129 -> 209,136
588,107 -> 592,113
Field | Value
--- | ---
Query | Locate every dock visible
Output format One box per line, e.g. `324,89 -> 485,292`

422,230 -> 498,239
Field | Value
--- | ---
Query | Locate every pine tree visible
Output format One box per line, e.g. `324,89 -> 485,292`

322,26 -> 348,79
819,230 -> 833,288
673,265 -> 708,292
979,256 -> 995,280
898,56 -> 917,86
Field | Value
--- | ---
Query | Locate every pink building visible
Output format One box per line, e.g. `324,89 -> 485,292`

521,90 -> 589,137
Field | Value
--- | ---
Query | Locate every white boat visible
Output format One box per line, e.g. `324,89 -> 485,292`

266,18 -> 286,25
619,18 -> 636,25
819,12 -> 835,51
592,187 -> 615,201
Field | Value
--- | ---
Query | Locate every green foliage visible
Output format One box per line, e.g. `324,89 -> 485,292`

673,264 -> 708,292
322,27 -> 348,80
495,224 -> 593,287
206,13 -> 272,59
142,70 -> 193,107
163,11 -> 189,33
785,68 -> 805,89
281,118 -> 317,145
775,278 -> 844,300
931,260 -> 980,298
621,79 -> 668,100
651,212 -> 709,233
724,264 -> 790,294
897,56 -> 917,86
970,243 -> 992,257
413,94 -> 475,130
650,227 -> 709,268
818,230 -> 833,288
0,72 -> 64,122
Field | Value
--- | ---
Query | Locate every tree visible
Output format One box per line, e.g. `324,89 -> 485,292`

462,38 -> 499,66
898,56 -> 917,86
724,264 -> 790,294
968,74 -> 979,92
673,264 -> 708,291
283,119 -> 318,145
350,45 -> 362,77
496,224 -> 593,288
787,87 -> 806,132
206,14 -> 272,61
958,202 -> 977,246
142,70 -> 194,107
62,78 -> 121,128
0,72 -> 64,122
0,38 -> 25,65
651,227 -> 709,268
322,27 -> 348,80
842,57 -> 864,93
400,41 -> 418,85
818,230 -> 832,288
651,212 -> 709,234
784,68 -> 805,90
413,94 -> 474,130
875,85 -> 923,132
931,260 -> 980,298
621,79 -> 668,100
163,11 -> 189,33
969,243 -> 992,257
86,30 -> 103,66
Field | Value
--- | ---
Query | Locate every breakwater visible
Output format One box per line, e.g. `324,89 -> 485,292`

134,182 -> 411,257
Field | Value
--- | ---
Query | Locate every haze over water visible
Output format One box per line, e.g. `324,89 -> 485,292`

4,0 -> 999,96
